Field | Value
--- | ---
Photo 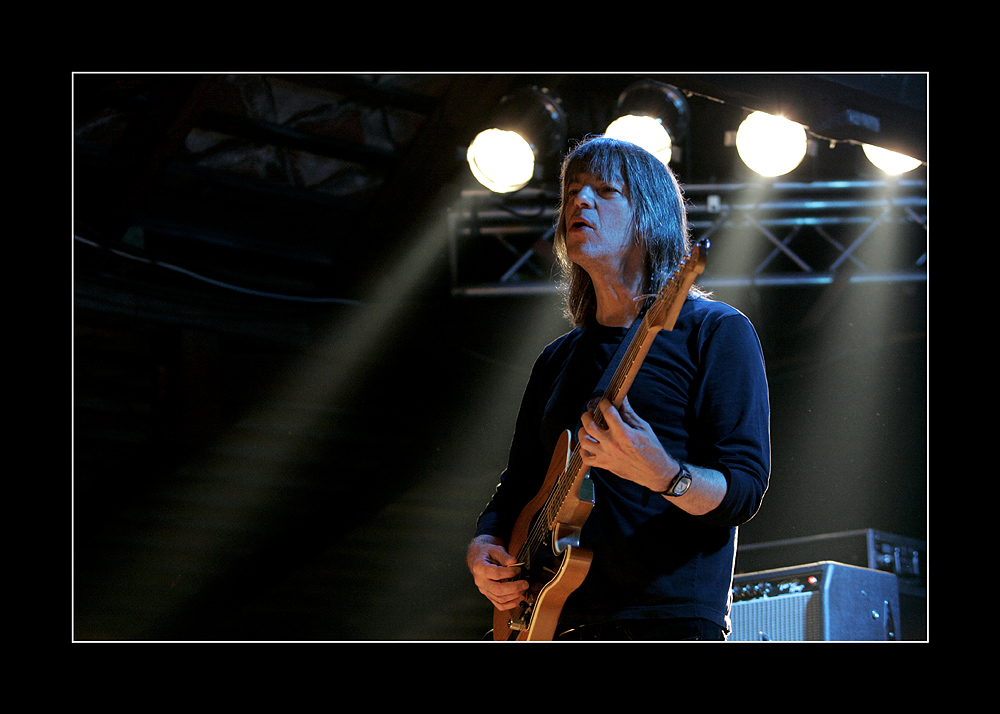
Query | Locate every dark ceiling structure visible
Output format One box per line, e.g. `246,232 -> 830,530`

72,73 -> 928,641
74,72 -> 927,308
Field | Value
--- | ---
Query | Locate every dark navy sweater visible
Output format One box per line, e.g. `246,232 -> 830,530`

475,296 -> 771,632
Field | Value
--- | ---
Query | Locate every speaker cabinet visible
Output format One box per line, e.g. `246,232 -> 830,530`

730,561 -> 901,641
735,530 -> 926,640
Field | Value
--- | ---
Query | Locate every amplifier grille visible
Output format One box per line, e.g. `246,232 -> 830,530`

731,592 -> 822,641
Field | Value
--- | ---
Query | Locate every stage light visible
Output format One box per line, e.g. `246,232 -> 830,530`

736,111 -> 808,177
467,129 -> 537,193
606,80 -> 689,166
605,115 -> 672,164
467,86 -> 567,193
862,144 -> 922,175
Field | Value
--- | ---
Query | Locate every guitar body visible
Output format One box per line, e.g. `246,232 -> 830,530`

492,429 -> 595,641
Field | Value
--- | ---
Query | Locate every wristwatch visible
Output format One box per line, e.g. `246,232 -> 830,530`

660,463 -> 692,497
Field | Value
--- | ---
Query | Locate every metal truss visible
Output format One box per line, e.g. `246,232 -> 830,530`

448,179 -> 927,296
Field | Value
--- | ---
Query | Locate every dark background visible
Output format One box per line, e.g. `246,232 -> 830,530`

73,73 -> 927,641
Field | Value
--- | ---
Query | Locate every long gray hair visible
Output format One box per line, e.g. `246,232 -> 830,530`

553,136 -> 702,328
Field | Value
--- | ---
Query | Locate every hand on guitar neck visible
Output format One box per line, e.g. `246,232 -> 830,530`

579,397 -> 728,516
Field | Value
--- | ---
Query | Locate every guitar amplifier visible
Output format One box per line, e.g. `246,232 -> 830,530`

729,561 -> 901,641
735,529 -> 926,640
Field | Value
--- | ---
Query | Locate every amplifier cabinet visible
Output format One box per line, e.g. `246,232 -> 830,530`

730,561 -> 901,641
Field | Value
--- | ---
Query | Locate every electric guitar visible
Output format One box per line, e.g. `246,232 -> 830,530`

493,238 -> 709,641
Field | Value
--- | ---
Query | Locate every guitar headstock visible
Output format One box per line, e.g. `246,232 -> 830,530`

644,238 -> 710,331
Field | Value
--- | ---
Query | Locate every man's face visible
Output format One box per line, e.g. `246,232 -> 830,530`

563,171 -> 635,271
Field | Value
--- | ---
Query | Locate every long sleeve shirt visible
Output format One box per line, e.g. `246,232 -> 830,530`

475,296 -> 771,631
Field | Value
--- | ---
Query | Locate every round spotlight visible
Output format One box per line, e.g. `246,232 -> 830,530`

605,115 -> 673,164
863,144 -> 922,175
467,128 -> 536,193
736,111 -> 808,177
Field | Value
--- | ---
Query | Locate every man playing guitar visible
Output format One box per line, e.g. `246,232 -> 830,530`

467,136 -> 771,641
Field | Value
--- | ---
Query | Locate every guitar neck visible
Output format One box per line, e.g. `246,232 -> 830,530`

592,318 -> 660,427
593,281 -> 690,425
541,308 -> 665,531
544,240 -> 707,529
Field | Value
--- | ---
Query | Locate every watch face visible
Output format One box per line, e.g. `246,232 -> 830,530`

672,476 -> 691,496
